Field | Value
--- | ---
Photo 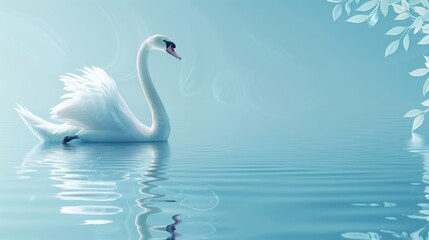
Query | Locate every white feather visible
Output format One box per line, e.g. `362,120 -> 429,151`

15,104 -> 80,142
50,66 -> 134,130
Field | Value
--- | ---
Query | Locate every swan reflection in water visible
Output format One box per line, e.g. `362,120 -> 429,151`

16,143 -> 218,240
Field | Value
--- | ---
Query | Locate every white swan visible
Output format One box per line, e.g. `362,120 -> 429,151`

16,34 -> 181,143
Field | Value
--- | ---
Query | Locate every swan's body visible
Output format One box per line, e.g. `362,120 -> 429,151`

16,34 -> 181,143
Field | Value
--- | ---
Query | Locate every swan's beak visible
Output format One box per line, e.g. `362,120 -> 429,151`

166,46 -> 181,60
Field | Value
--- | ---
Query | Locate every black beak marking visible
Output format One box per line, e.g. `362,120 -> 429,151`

163,40 -> 176,50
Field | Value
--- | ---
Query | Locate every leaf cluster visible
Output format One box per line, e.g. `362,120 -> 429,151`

329,0 -> 429,131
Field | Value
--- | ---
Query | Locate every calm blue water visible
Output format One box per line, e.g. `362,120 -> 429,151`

0,117 -> 428,240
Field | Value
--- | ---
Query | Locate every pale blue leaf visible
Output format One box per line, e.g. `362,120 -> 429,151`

357,0 -> 378,11
395,13 -> 410,20
414,6 -> 427,16
424,0 -> 429,7
327,0 -> 342,3
424,11 -> 429,21
413,114 -> 425,131
333,4 -> 343,21
404,109 -> 424,117
385,26 -> 406,35
345,1 -> 351,15
403,33 -> 410,51
381,0 -> 389,16
347,15 -> 369,23
409,0 -> 422,5
402,0 -> 410,10
423,78 -> 429,95
409,68 -> 429,77
392,3 -> 406,13
422,99 -> 429,106
385,40 -> 400,57
368,11 -> 379,27
415,24 -> 423,34
425,56 -> 429,68
423,24 -> 429,34
418,35 -> 429,44
414,17 -> 424,34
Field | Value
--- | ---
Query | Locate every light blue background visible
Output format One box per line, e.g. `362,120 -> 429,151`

3,2 -> 429,239
0,0 -> 424,142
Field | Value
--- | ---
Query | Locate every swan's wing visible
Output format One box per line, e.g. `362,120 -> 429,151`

50,66 -> 139,130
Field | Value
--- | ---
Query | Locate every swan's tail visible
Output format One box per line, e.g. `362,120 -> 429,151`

15,104 -> 80,142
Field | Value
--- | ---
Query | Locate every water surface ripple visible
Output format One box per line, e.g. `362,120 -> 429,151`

1,119 -> 428,239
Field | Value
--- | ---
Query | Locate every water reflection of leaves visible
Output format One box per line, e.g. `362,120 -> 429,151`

339,133 -> 429,239
341,232 -> 381,240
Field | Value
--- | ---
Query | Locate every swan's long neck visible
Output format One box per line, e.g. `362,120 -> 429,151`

137,41 -> 170,139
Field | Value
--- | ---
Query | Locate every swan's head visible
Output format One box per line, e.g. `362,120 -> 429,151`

148,34 -> 181,60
